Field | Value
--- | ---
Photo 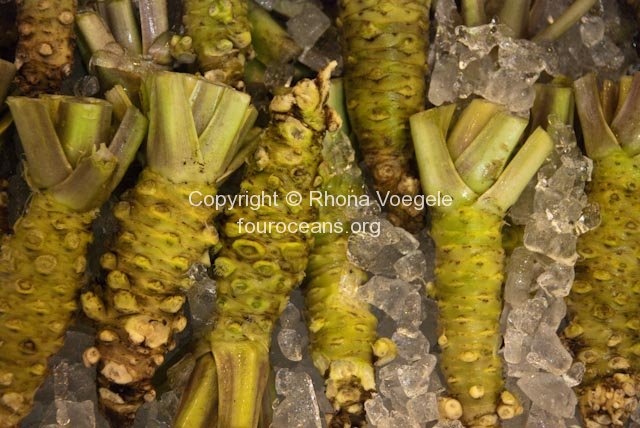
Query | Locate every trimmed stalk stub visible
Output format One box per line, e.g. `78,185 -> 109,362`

81,71 -> 256,425
566,75 -> 640,427
410,101 -> 553,426
0,95 -> 146,428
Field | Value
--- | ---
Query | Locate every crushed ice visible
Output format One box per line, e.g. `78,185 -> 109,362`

502,118 -> 596,426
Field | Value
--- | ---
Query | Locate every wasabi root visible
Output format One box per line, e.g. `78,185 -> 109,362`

0,92 -> 147,427
304,92 -> 382,426
80,71 -> 256,425
183,0 -> 253,87
338,0 -> 430,231
15,0 -> 77,95
564,72 -> 640,426
411,101 -> 553,426
175,63 -> 338,428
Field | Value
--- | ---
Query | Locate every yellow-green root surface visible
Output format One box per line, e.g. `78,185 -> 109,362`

338,0 -> 430,231
208,67 -> 337,428
0,193 -> 94,427
432,205 -> 516,427
565,149 -> 640,426
305,231 -> 377,426
81,170 -> 219,425
183,0 -> 252,87
15,0 -> 76,95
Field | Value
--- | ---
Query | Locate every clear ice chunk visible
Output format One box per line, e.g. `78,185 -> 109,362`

397,357 -> 436,397
517,372 -> 577,418
278,328 -> 303,361
526,324 -> 573,375
273,369 -> 323,428
406,392 -> 439,422
364,394 -> 389,426
287,4 -> 331,48
392,328 -> 430,362
393,251 -> 427,283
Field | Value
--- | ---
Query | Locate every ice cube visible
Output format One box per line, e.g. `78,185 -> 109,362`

186,274 -> 216,335
278,328 -> 303,361
397,357 -> 436,397
287,4 -> 330,48
264,62 -> 295,92
562,362 -> 585,387
392,328 -> 430,362
272,369 -> 322,428
517,372 -> 577,418
536,262 -> 574,298
272,0 -> 306,17
55,400 -> 96,428
406,392 -> 439,422
280,302 -> 301,329
393,251 -> 427,283
525,404 -> 566,428
393,228 -> 421,255
507,297 -> 547,334
503,329 -> 529,365
504,248 -> 543,307
73,76 -> 100,98
364,394 -> 389,426
526,324 -> 573,375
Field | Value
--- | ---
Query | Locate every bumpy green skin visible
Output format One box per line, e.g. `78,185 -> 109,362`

82,169 -> 219,425
305,146 -> 377,427
183,0 -> 252,87
15,0 -> 76,95
565,149 -> 640,426
0,193 -> 94,427
338,0 -> 430,231
432,205 -> 504,427
209,70 -> 336,428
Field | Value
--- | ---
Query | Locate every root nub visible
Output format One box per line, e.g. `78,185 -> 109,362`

579,374 -> 640,426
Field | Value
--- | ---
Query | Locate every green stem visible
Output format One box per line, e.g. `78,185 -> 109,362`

244,59 -> 266,85
610,72 -> 640,156
104,85 -> 134,121
447,99 -> 503,161
139,0 -> 169,54
411,106 -> 476,210
476,127 -> 554,214
462,0 -> 487,26
55,98 -> 113,167
600,79 -> 618,125
48,146 -> 117,211
530,83 -> 574,130
615,75 -> 633,117
76,11 -> 119,54
248,2 -> 302,66
532,0 -> 598,42
145,72 -> 202,180
6,97 -> 72,188
0,59 -> 15,105
105,0 -> 142,55
174,353 -> 218,428
328,78 -> 350,136
498,0 -> 531,38
573,73 -> 620,159
454,112 -> 528,193
145,72 -> 255,183
105,106 -> 148,193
